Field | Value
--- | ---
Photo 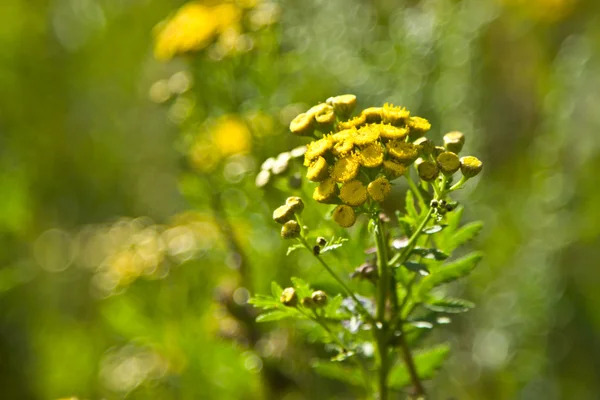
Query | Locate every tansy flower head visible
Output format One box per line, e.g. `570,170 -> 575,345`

359,142 -> 384,168
311,290 -> 328,306
353,125 -> 380,146
414,137 -> 434,155
307,103 -> 336,126
280,287 -> 298,307
436,151 -> 460,175
416,159 -> 439,182
460,156 -> 483,178
443,131 -> 465,154
338,114 -> 367,130
281,220 -> 301,239
304,137 -> 333,165
339,180 -> 368,207
326,94 -> 357,118
368,177 -> 391,202
361,107 -> 383,123
273,204 -> 295,224
408,116 -> 431,138
290,113 -> 315,136
332,139 -> 355,157
387,141 -> 419,164
332,205 -> 356,228
285,197 -> 305,214
382,103 -> 410,125
313,178 -> 338,203
379,124 -> 408,140
383,160 -> 407,179
331,156 -> 360,183
306,156 -> 329,182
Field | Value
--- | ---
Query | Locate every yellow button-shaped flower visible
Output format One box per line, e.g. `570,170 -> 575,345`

436,152 -> 460,175
339,180 -> 367,206
333,205 -> 356,228
387,141 -> 419,164
331,156 -> 360,183
460,156 -> 483,178
359,142 -> 384,168
368,177 -> 391,202
306,156 -> 329,182
313,178 -> 338,203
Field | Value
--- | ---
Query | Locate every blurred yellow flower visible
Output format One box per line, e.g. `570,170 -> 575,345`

212,115 -> 251,156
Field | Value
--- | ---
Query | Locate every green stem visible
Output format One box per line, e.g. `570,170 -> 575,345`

449,175 -> 468,191
373,215 -> 390,400
388,207 -> 434,267
405,172 -> 427,211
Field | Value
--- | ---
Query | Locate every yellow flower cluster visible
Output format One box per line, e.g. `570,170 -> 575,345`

289,94 -> 483,228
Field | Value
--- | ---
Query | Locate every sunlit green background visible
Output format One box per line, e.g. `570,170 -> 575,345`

1,0 -> 600,398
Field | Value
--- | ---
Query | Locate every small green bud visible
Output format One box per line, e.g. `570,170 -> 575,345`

285,196 -> 305,214
326,94 -> 357,118
438,199 -> 447,208
312,245 -> 321,256
280,287 -> 298,307
436,152 -> 460,175
316,237 -> 327,247
311,290 -> 328,306
290,113 -> 314,136
273,204 -> 295,224
416,158 -> 439,182
414,137 -> 434,155
443,131 -> 465,154
430,199 -> 439,208
460,156 -> 483,178
281,220 -> 301,239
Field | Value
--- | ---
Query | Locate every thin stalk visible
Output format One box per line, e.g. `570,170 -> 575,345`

388,207 -> 434,267
397,329 -> 426,398
373,216 -> 390,400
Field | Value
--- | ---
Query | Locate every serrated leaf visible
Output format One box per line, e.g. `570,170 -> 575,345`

291,276 -> 312,298
423,225 -> 445,235
388,344 -> 451,389
271,281 -> 283,299
405,190 -> 418,220
321,237 -> 348,254
396,211 -> 414,237
411,247 -> 449,261
424,297 -> 475,313
312,360 -> 363,387
418,252 -> 483,297
255,310 -> 295,323
403,261 -> 430,276
287,244 -> 304,256
248,295 -> 279,310
451,221 -> 484,249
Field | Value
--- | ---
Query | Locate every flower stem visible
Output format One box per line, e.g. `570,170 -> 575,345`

373,215 -> 390,400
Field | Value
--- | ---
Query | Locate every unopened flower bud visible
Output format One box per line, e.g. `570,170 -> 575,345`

312,245 -> 321,256
280,287 -> 298,307
290,113 -> 314,136
361,107 -> 383,123
273,204 -> 295,224
414,137 -> 434,155
333,205 -> 356,228
306,156 -> 329,182
281,220 -> 301,239
316,237 -> 327,247
311,290 -> 328,306
436,152 -> 460,175
443,131 -> 465,154
430,199 -> 439,208
459,156 -> 483,178
301,296 -> 316,308
416,159 -> 439,182
433,146 -> 446,157
326,94 -> 357,118
286,196 -> 305,214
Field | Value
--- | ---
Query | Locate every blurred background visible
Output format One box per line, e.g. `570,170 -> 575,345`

1,0 -> 600,398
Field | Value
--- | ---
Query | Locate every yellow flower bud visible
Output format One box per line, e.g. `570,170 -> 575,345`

273,205 -> 295,224
383,160 -> 407,179
306,156 -> 329,182
379,124 -> 408,140
339,180 -> 368,206
359,142 -> 384,168
368,177 -> 391,202
332,139 -> 355,157
443,131 -> 465,154
331,156 -> 360,183
416,159 -> 439,182
436,152 -> 460,175
289,113 -> 314,136
408,116 -> 431,139
311,290 -> 328,306
304,137 -> 333,165
314,104 -> 336,125
354,125 -> 380,146
326,94 -> 357,118
460,156 -> 483,178
285,197 -> 305,214
414,137 -> 434,155
337,114 -> 367,130
332,205 -> 356,228
361,107 -> 383,123
280,287 -> 298,307
382,103 -> 410,125
281,220 -> 301,239
313,178 -> 339,203
387,141 -> 419,164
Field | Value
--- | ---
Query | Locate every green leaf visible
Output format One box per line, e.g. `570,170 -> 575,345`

321,237 -> 348,254
388,344 -> 451,389
248,295 -> 279,310
411,247 -> 449,261
312,360 -> 363,387
423,224 -> 446,235
403,261 -> 430,276
405,190 -> 418,220
271,281 -> 283,299
396,210 -> 414,237
291,276 -> 312,298
451,221 -> 484,249
287,244 -> 304,256
424,297 -> 475,313
256,310 -> 295,323
418,252 -> 483,297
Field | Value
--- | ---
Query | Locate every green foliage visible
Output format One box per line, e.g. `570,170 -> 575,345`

388,344 -> 451,390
